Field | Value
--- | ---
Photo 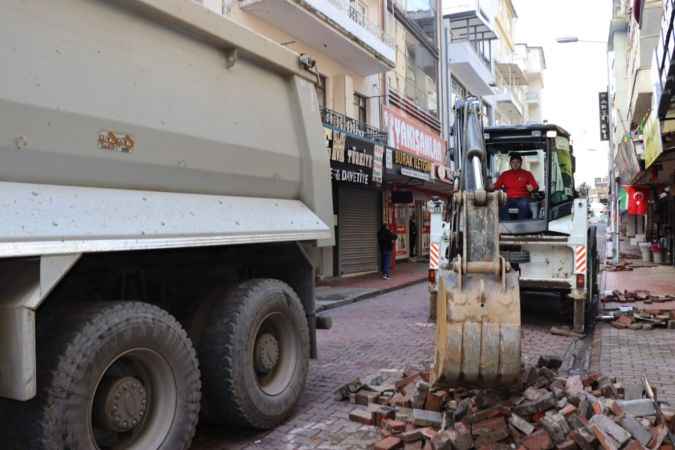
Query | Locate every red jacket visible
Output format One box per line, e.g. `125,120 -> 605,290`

495,169 -> 538,199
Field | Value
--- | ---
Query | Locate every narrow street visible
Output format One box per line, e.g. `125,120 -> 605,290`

192,282 -> 575,450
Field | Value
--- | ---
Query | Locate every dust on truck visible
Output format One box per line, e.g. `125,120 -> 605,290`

0,1 -> 333,448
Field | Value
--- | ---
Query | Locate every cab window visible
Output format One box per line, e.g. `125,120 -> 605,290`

550,137 -> 574,205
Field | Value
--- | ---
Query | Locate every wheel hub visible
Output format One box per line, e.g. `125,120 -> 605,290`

95,376 -> 148,433
254,332 -> 280,374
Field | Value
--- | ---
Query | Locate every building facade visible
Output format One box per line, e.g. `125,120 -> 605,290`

607,0 -> 675,264
193,0 -> 452,276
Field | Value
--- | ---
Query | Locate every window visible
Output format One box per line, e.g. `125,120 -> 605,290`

399,28 -> 438,116
490,150 -> 546,192
349,0 -> 367,27
550,138 -> 574,205
353,93 -> 367,124
316,74 -> 327,110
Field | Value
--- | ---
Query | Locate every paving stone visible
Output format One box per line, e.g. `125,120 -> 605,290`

589,415 -> 631,447
412,409 -> 443,428
569,428 -> 596,450
619,415 -> 652,446
617,399 -> 657,417
349,409 -> 374,425
521,429 -> 553,450
540,413 -> 571,444
374,436 -> 403,450
510,413 -> 536,435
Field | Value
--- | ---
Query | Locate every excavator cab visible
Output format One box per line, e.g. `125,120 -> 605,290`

484,125 -> 576,234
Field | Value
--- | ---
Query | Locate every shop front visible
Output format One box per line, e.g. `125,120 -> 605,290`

381,105 -> 452,261
324,126 -> 385,276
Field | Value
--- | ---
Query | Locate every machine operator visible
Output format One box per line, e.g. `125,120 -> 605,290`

492,153 -> 538,220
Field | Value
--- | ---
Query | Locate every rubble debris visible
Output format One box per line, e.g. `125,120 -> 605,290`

341,365 -> 674,450
602,289 -> 675,304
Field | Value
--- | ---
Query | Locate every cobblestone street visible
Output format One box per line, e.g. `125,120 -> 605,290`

592,265 -> 675,404
192,283 -> 574,450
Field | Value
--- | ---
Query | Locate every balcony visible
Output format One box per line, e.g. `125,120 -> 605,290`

495,53 -> 528,86
493,86 -> 525,121
626,1 -> 663,126
240,0 -> 395,76
526,90 -> 541,105
444,9 -> 497,96
321,108 -> 387,144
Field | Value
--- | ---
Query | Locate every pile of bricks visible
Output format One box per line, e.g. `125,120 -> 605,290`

602,291 -> 675,304
338,356 -> 675,450
604,308 -> 675,330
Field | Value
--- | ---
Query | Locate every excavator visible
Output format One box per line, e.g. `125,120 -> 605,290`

430,97 -> 598,385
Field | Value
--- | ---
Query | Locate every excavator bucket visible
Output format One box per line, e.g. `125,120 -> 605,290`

432,271 -> 521,385
430,190 -> 522,387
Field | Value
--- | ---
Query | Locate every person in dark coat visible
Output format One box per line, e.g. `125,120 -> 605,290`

377,224 -> 397,279
409,218 -> 417,257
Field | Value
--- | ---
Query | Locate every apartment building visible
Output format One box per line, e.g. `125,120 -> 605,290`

607,0 -> 675,263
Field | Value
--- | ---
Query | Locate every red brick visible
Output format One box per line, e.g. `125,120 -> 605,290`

404,442 -> 423,450
400,428 -> 423,443
521,430 -> 553,450
385,419 -> 407,434
374,436 -> 403,450
472,416 -> 509,446
556,439 -> 578,450
425,390 -> 447,412
609,401 -> 624,417
623,440 -> 646,450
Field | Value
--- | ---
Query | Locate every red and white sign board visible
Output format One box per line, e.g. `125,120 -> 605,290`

383,105 -> 446,165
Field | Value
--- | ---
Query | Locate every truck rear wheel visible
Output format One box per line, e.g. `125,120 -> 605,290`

197,279 -> 309,429
22,302 -> 201,450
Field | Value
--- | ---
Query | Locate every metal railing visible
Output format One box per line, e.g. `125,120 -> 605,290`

321,108 -> 387,144
324,0 -> 395,47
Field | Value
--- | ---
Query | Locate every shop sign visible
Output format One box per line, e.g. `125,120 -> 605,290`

401,167 -> 430,181
372,145 -> 384,184
324,127 -> 375,186
394,150 -> 433,172
383,105 -> 445,164
644,109 -> 664,168
598,92 -> 609,141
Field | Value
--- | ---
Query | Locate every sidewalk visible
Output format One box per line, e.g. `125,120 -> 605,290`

592,261 -> 675,404
315,261 -> 427,312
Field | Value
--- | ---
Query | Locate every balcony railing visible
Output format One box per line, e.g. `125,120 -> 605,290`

321,108 -> 388,144
324,0 -> 395,47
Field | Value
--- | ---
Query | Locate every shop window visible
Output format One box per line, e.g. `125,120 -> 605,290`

316,74 -> 327,110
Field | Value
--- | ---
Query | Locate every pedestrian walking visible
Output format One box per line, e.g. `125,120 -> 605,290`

378,224 -> 396,279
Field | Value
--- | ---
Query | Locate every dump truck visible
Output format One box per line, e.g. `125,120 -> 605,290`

0,1 -> 333,448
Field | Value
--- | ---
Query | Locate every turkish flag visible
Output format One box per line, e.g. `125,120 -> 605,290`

626,186 -> 649,215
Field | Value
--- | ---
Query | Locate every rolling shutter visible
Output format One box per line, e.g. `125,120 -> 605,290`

337,186 -> 379,275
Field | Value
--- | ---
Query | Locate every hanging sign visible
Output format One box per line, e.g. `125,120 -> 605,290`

599,92 -> 610,141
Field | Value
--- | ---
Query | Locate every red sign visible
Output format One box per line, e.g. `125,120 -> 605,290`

626,186 -> 649,215
383,105 -> 445,164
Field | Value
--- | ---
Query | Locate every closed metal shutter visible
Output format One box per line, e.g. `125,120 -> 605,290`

338,186 -> 379,275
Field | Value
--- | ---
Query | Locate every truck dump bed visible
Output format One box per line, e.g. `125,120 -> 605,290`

0,0 -> 332,256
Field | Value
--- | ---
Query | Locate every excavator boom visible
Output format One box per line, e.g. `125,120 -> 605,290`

431,99 -> 521,386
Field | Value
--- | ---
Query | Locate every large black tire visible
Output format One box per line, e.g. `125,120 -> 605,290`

13,302 -> 201,450
197,279 -> 310,429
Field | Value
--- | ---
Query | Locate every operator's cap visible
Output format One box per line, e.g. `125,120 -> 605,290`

509,153 -> 523,162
